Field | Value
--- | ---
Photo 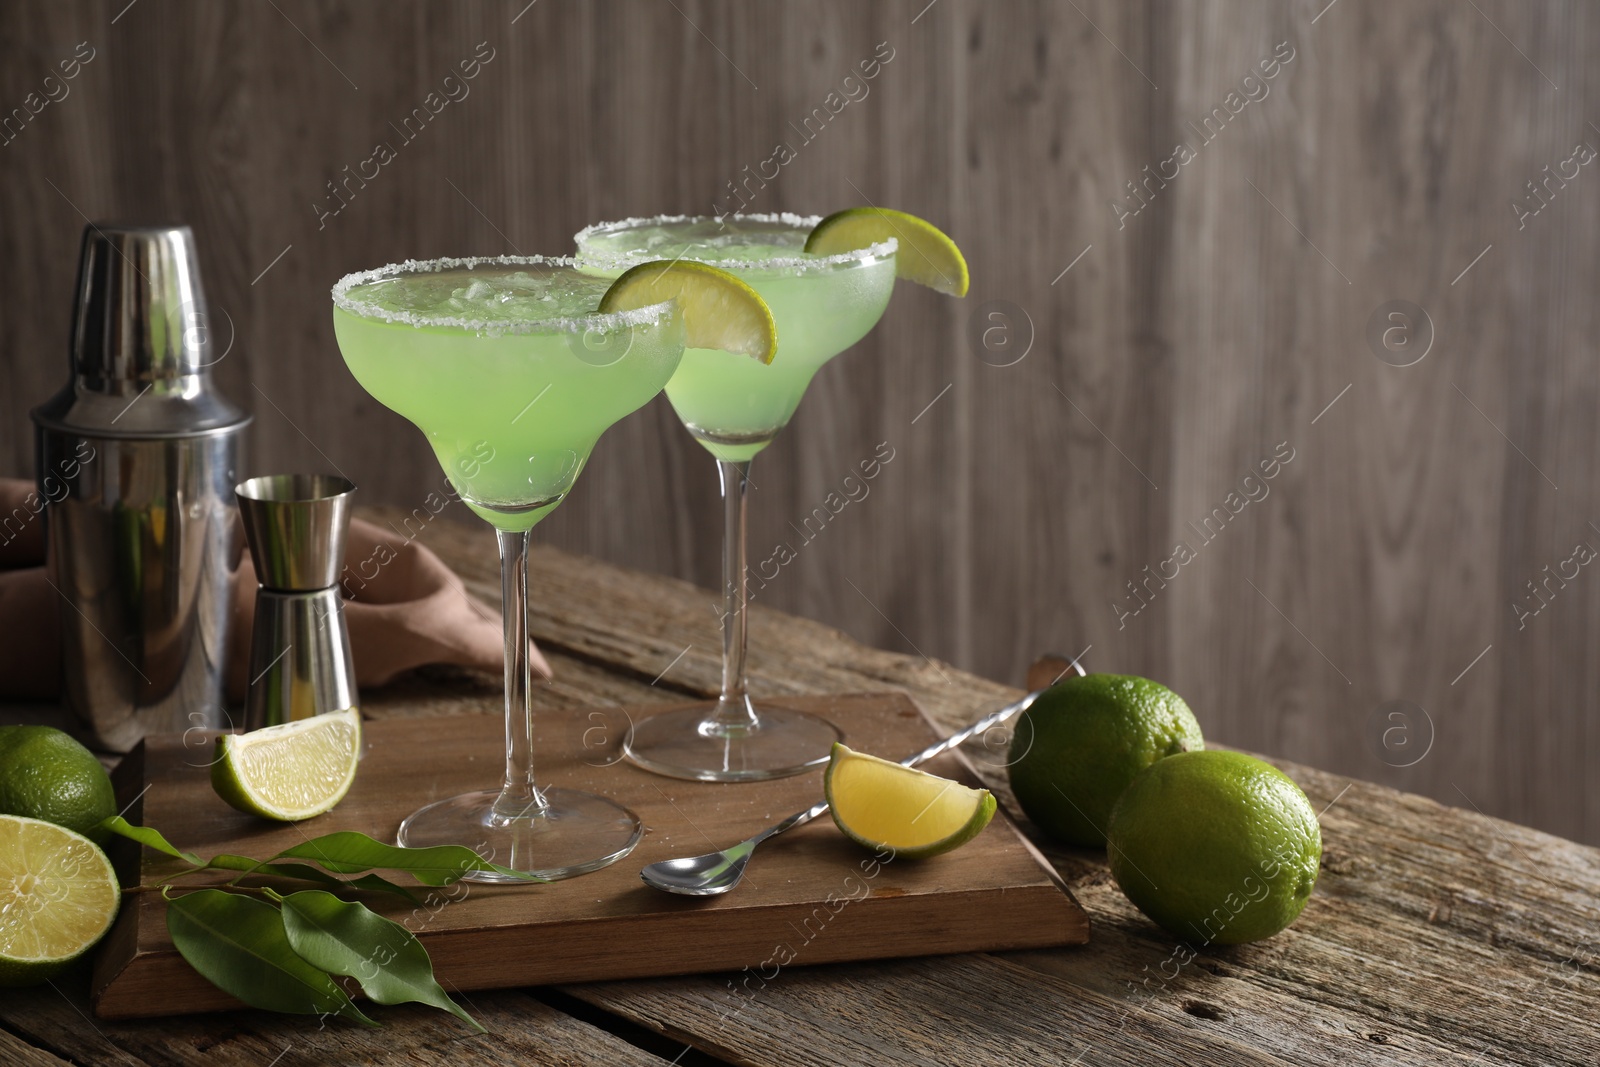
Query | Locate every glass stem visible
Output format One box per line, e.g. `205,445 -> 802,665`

712,459 -> 759,732
493,527 -> 546,823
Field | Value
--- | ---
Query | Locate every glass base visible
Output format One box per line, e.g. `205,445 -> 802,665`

623,704 -> 842,782
396,787 -> 642,882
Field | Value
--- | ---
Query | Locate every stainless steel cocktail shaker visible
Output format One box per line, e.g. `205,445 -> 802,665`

31,223 -> 251,752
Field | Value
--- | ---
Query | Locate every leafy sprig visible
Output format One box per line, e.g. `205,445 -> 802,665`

102,816 -> 541,1030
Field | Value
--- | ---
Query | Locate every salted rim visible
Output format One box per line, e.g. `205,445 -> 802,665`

330,254 -> 675,335
573,213 -> 898,274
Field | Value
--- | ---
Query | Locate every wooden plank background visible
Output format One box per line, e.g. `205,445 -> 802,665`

0,1 -> 1595,846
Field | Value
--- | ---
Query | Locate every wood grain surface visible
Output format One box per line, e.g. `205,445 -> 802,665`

0,507 -> 1596,1065
0,1 -> 1595,857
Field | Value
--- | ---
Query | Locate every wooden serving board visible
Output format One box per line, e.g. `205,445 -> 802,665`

91,692 -> 1088,1019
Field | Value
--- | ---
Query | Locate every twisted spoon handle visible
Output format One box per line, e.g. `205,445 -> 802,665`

751,687 -> 1053,846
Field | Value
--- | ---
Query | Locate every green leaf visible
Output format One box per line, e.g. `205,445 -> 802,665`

273,831 -> 539,885
345,874 -> 426,904
255,865 -> 425,904
204,856 -> 421,903
206,853 -> 274,871
215,857 -> 353,891
208,854 -> 320,876
100,816 -> 205,866
279,891 -> 485,1033
165,889 -> 378,1028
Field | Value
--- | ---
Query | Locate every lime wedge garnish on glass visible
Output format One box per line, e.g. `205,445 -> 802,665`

806,208 -> 970,297
212,708 -> 362,822
599,260 -> 778,364
0,814 -> 121,987
823,742 -> 996,859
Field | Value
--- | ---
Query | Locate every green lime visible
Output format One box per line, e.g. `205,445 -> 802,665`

598,259 -> 778,364
0,814 -> 122,986
0,726 -> 117,845
1107,750 -> 1322,945
212,708 -> 362,821
823,743 -> 996,859
805,207 -> 970,296
1007,674 -> 1203,847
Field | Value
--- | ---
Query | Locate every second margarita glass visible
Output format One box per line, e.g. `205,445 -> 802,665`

576,215 -> 898,781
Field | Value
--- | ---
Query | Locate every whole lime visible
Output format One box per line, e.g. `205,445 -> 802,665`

1007,674 -> 1204,847
0,726 -> 117,845
1107,750 -> 1322,945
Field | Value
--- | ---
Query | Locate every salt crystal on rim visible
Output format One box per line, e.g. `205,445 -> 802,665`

330,254 -> 676,337
573,213 -> 897,274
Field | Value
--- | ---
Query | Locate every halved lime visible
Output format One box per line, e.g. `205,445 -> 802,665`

805,208 -> 970,296
212,708 -> 362,822
0,814 -> 121,987
598,260 -> 778,364
823,742 -> 996,859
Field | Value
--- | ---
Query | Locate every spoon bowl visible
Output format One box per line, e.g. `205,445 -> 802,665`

640,839 -> 761,896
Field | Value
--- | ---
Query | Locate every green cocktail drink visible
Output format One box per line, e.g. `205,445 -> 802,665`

334,259 -> 684,531
577,215 -> 896,461
332,256 -> 685,880
574,215 -> 899,781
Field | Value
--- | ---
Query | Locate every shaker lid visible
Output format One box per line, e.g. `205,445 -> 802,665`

31,223 -> 250,438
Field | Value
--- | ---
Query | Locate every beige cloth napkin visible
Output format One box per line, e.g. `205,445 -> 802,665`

0,478 -> 549,704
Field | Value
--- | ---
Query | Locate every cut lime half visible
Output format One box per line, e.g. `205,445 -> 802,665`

0,814 -> 121,987
212,708 -> 362,822
806,208 -> 969,296
599,260 -> 778,364
823,743 -> 996,859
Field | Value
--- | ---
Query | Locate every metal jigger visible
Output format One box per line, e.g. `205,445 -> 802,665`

236,474 -> 357,731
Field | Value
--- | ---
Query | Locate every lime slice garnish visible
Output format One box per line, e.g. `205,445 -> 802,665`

805,208 -> 970,296
0,814 -> 121,987
823,742 -> 996,859
211,708 -> 362,822
598,259 -> 778,364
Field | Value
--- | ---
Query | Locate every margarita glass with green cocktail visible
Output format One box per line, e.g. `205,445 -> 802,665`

575,214 -> 900,781
331,256 -> 686,880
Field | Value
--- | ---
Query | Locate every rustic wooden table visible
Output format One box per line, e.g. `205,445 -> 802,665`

4,510 -> 1597,1066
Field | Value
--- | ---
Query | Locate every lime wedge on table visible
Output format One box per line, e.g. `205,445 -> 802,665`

823,743 -> 996,859
212,708 -> 362,822
805,208 -> 970,297
0,815 -> 121,987
599,260 -> 778,364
